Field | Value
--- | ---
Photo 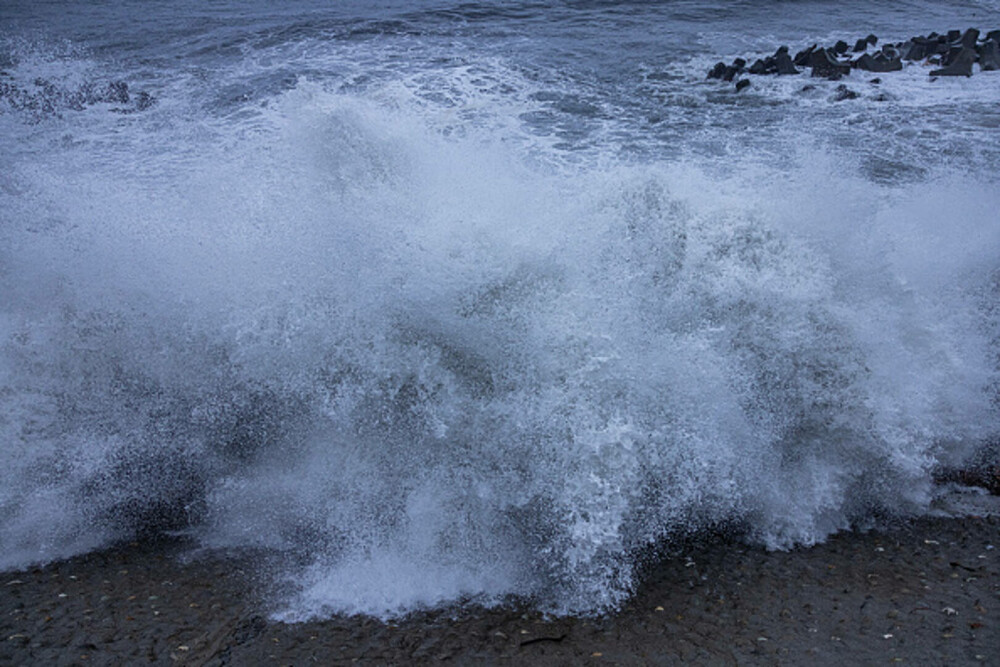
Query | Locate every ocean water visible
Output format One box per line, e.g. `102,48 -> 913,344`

2,0 -> 999,619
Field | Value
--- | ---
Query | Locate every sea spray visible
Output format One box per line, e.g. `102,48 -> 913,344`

3,87 -> 998,617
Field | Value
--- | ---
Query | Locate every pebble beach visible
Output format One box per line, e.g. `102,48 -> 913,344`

3,488 -> 997,665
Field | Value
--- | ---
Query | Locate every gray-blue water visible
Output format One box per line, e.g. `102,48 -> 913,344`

2,0 -> 1000,618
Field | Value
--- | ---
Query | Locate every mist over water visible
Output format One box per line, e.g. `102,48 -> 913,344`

2,0 -> 1000,618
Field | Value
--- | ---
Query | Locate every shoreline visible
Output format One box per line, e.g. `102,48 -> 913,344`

2,491 -> 998,665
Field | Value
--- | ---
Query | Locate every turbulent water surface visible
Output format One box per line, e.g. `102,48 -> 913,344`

2,0 -> 1000,619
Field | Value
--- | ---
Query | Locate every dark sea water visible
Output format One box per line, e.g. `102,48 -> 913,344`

2,0 -> 1000,618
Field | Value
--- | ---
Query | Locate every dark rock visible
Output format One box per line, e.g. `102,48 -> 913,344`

104,81 -> 129,104
810,48 -> 850,78
794,44 -> 817,67
942,44 -> 965,66
774,50 -> 799,75
831,84 -> 859,101
880,45 -> 900,60
133,91 -> 155,111
798,84 -> 817,93
930,46 -> 975,76
869,53 -> 902,72
0,76 -> 154,118
65,90 -> 87,111
704,28 -> 996,87
978,39 -> 1000,71
869,78 -> 881,84
903,39 -> 930,61
872,93 -> 890,102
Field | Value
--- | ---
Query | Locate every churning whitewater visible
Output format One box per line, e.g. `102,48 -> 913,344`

2,0 -> 1000,619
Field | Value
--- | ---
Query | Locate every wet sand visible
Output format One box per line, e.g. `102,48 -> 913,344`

2,490 -> 997,666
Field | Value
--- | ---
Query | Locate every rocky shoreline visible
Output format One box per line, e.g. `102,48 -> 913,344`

1,487 -> 997,665
708,27 -> 1000,94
